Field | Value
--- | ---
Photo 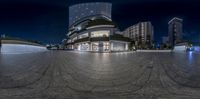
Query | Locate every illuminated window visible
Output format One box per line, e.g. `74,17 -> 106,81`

67,39 -> 72,43
78,33 -> 89,39
103,42 -> 110,51
78,43 -> 89,51
92,43 -> 99,51
91,30 -> 110,38
72,37 -> 77,42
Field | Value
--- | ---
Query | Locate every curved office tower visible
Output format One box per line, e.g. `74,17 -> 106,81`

69,2 -> 112,27
66,2 -> 130,52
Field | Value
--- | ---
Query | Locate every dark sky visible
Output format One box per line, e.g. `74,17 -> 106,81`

0,0 -> 200,44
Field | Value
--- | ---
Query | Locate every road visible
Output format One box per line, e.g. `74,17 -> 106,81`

0,51 -> 200,99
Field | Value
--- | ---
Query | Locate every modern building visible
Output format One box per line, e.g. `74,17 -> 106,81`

123,22 -> 154,48
168,17 -> 183,47
66,2 -> 130,52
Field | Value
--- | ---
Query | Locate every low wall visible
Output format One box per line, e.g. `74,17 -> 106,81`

0,39 -> 47,54
1,44 -> 47,54
136,50 -> 172,52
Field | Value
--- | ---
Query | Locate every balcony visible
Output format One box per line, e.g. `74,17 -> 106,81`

90,37 -> 109,42
110,34 -> 131,42
74,37 -> 90,43
86,19 -> 116,28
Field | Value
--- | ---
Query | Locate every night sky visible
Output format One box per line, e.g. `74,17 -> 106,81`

0,0 -> 200,44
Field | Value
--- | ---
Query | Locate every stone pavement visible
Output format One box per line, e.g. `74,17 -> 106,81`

0,51 -> 200,99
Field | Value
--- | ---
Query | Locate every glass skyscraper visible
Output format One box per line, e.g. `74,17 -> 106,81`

69,2 -> 112,27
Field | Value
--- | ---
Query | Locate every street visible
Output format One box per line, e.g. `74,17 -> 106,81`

0,51 -> 200,99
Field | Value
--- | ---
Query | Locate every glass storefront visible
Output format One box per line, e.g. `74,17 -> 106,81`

91,42 -> 110,52
72,41 -> 128,52
78,43 -> 89,51
111,42 -> 128,51
92,43 -> 99,51
91,30 -> 110,38
103,42 -> 110,52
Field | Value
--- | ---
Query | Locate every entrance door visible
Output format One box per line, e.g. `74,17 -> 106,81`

92,43 -> 99,51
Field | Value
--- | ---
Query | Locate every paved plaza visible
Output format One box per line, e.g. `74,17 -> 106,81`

0,51 -> 200,99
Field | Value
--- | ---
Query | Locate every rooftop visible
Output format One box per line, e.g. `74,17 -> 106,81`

168,17 -> 183,24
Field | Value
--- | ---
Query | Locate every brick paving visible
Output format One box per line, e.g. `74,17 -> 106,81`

0,51 -> 200,99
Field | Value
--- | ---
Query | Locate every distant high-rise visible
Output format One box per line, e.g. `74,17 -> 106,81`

168,17 -> 183,47
123,22 -> 154,47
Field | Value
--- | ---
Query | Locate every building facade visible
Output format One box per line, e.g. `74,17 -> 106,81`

168,17 -> 183,47
123,22 -> 154,48
66,3 -> 130,52
162,36 -> 169,44
69,2 -> 112,27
